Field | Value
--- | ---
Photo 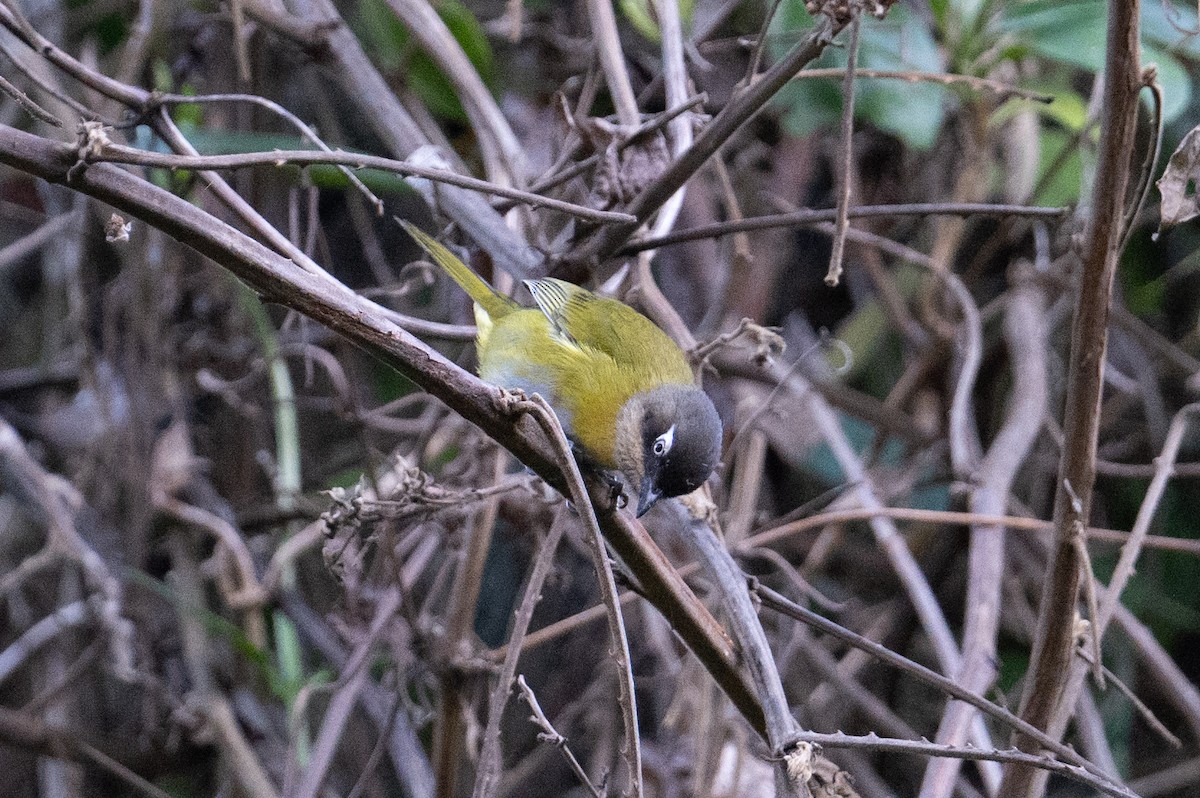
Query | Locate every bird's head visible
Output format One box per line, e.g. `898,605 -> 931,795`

614,385 -> 722,516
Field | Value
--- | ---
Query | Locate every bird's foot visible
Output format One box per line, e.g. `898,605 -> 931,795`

602,471 -> 628,510
492,386 -> 532,416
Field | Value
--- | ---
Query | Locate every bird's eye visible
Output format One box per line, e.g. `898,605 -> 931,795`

652,425 -> 675,457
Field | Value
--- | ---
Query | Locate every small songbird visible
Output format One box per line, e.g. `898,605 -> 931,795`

402,222 -> 721,516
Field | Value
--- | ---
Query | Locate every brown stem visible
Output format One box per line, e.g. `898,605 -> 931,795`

1001,2 -> 1142,795
573,12 -> 845,263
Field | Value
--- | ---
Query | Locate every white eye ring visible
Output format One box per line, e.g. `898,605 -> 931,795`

653,425 -> 675,457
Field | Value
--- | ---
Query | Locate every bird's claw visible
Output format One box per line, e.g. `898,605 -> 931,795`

492,386 -> 531,416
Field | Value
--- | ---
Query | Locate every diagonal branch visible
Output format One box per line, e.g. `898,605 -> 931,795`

0,122 -> 766,741
573,8 -> 852,263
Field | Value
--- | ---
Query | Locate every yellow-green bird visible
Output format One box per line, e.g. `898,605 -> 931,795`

402,222 -> 721,516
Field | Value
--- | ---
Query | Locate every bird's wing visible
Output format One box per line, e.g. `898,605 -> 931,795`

523,278 -> 588,348
524,278 -> 692,385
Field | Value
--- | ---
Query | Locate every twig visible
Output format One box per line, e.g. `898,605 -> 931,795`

85,141 -> 634,223
516,675 -> 604,798
0,70 -> 62,126
922,276 -> 1048,798
155,496 -> 266,611
521,393 -> 642,797
824,14 -> 860,288
280,594 -> 435,798
742,0 -> 787,85
644,0 -> 694,247
680,507 -> 829,797
587,0 -> 639,125
575,11 -> 847,261
781,731 -> 1135,798
436,447 -> 504,798
1096,403 -> 1200,632
794,68 -> 1055,102
781,363 -> 1005,765
516,93 -> 707,201
617,203 -> 1069,254
1075,645 -> 1182,749
1127,755 -> 1200,797
155,92 -> 384,214
0,706 -> 174,798
383,0 -> 523,183
0,418 -> 134,679
1114,604 -> 1200,742
0,600 -> 92,687
943,270 -> 984,480
169,536 -> 280,798
748,506 -> 1200,556
474,509 -> 571,798
753,584 -> 1122,790
0,209 -> 81,276
292,589 -> 400,798
1022,403 -> 1200,783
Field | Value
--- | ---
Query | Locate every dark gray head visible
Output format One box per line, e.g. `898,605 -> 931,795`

614,385 -> 722,516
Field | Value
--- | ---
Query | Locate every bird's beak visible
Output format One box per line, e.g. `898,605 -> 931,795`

636,477 -> 661,517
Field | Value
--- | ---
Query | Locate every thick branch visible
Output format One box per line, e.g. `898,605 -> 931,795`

1003,2 -> 1142,794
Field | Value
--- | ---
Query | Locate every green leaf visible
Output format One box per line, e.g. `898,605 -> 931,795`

987,80 -> 1088,132
356,0 -> 495,123
996,0 -> 1191,122
1033,127 -> 1084,207
999,0 -> 1108,72
618,0 -> 696,41
1142,1 -> 1200,61
774,5 -> 948,149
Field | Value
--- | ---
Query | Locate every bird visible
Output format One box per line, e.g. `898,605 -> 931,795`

401,222 -> 722,516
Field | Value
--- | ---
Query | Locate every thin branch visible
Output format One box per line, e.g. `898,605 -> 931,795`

824,14 -> 860,288
793,68 -> 1055,102
921,275 -> 1049,798
0,600 -> 93,688
474,510 -> 571,798
1096,403 -> 1200,633
617,203 -> 1069,254
382,0 -> 523,183
292,589 -> 401,798
784,731 -> 1135,798
0,209 -> 81,276
0,706 -> 174,798
516,676 -> 604,798
586,0 -> 639,125
753,584 -> 1124,791
747,506 -> 1200,556
516,93 -> 706,201
574,10 -> 847,262
522,393 -> 642,797
0,70 -> 62,126
679,508 -> 798,755
85,141 -> 635,223
155,92 -> 384,215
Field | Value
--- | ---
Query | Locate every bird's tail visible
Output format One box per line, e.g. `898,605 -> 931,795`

400,221 -> 516,320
